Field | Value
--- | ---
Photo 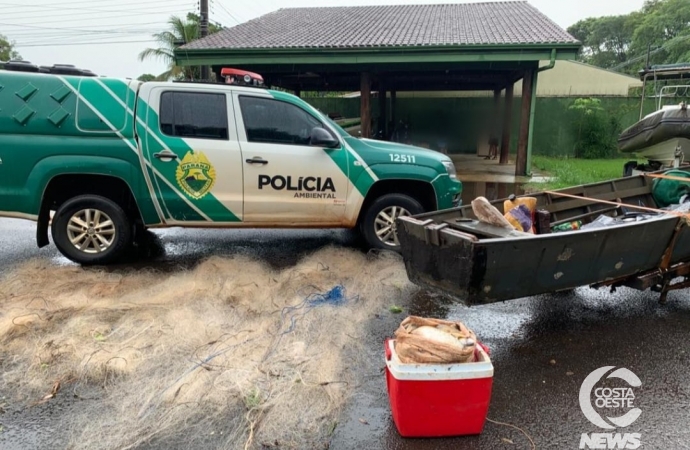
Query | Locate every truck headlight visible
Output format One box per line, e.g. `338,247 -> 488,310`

442,161 -> 457,179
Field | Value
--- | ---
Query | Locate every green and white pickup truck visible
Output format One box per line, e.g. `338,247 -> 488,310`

0,64 -> 461,265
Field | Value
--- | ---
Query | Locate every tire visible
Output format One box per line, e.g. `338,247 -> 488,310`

361,193 -> 424,251
623,160 -> 638,177
51,195 -> 132,265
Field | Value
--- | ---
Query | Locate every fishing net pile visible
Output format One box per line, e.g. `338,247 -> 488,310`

0,247 -> 416,449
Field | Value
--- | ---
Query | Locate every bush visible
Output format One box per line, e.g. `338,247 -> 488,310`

568,98 -> 621,159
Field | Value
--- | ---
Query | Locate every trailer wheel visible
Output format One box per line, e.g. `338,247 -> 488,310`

623,160 -> 638,177
361,193 -> 424,251
51,195 -> 132,265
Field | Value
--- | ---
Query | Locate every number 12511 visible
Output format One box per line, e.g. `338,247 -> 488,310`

389,153 -> 416,163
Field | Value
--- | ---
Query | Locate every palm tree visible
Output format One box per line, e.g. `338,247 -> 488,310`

139,13 -> 222,81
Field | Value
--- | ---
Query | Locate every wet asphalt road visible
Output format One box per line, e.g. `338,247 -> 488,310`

0,217 -> 361,274
1,218 -> 690,450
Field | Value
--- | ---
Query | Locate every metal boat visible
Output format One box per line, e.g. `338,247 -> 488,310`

397,172 -> 690,305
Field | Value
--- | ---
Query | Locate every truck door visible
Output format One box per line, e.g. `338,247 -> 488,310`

232,93 -> 349,224
142,87 -> 243,223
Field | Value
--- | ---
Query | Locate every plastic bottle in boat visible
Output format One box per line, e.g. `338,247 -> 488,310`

551,221 -> 582,232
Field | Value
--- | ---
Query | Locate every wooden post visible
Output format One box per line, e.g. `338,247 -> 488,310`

493,89 -> 502,113
500,83 -> 514,165
360,72 -> 372,138
497,182 -> 508,199
526,70 -> 539,176
516,70 -> 534,176
378,85 -> 387,140
390,90 -> 397,126
490,89 -> 501,159
200,0 -> 209,80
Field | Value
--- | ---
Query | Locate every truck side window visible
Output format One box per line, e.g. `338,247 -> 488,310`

239,96 -> 323,146
160,91 -> 228,140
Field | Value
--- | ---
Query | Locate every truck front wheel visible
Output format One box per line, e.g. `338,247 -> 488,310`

361,193 -> 424,251
51,195 -> 132,265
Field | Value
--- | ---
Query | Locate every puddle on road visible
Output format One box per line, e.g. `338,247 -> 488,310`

446,301 -> 534,341
403,283 -> 690,351
404,290 -> 534,342
60,228 -> 365,274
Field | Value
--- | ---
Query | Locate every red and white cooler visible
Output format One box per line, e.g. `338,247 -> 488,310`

384,338 -> 494,438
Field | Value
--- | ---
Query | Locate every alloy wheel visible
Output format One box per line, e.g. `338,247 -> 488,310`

66,208 -> 117,254
374,206 -> 411,246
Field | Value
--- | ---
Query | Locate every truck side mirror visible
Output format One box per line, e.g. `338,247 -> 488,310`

310,127 -> 340,149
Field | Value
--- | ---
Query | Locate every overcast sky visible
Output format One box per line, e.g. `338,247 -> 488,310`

3,0 -> 645,79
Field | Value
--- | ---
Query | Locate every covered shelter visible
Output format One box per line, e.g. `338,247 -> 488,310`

175,1 -> 581,176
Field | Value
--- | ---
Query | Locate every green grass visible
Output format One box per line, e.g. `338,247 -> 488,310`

389,305 -> 403,314
524,156 -> 642,192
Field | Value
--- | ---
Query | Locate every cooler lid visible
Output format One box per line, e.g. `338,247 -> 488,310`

385,339 -> 494,381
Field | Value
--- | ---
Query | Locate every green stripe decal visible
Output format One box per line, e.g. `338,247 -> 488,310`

154,178 -> 206,221
64,77 -> 129,133
138,100 -> 241,222
57,76 -> 162,224
270,91 -> 377,198
73,78 -> 240,223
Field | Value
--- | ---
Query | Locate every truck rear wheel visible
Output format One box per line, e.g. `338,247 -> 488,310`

51,195 -> 132,265
361,193 -> 424,251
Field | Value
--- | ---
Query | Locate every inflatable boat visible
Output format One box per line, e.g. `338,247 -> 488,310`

618,103 -> 690,168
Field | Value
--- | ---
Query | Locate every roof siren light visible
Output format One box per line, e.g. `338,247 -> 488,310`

221,68 -> 264,86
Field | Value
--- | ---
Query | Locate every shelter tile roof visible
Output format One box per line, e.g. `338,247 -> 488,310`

182,1 -> 579,51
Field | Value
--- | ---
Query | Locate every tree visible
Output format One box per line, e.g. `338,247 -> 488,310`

137,74 -> 156,82
568,98 -> 619,159
632,0 -> 690,65
0,33 -> 21,61
138,13 -> 223,81
568,0 -> 690,74
567,15 -> 641,69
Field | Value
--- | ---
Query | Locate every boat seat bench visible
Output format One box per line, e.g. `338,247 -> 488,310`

545,186 -> 653,214
443,219 -> 532,239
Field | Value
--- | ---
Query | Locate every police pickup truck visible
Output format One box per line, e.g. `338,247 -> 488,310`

0,61 -> 461,265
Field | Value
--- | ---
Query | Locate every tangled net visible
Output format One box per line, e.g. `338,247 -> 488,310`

0,246 -> 416,449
